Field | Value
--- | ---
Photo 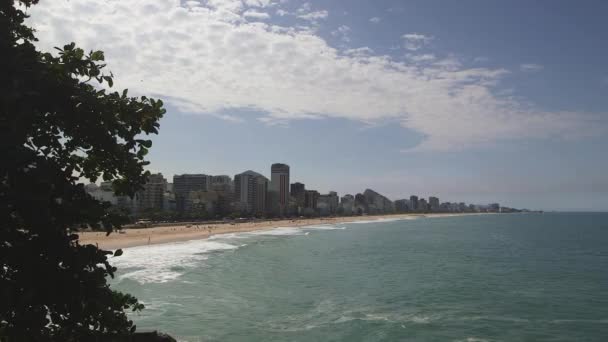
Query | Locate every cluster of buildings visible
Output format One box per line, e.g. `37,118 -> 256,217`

85,163 -> 513,221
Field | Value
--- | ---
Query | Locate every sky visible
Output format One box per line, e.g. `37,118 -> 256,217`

25,0 -> 608,211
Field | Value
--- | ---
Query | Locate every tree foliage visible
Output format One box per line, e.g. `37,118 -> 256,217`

1,1 -> 166,340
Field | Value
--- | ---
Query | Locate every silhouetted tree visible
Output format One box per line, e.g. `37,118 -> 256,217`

1,1 -> 165,340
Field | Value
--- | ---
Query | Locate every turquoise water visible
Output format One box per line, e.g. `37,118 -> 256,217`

111,213 -> 608,341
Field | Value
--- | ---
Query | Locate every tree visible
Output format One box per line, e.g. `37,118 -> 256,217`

1,1 -> 166,340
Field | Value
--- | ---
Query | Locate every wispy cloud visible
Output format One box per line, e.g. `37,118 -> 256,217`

331,25 -> 351,43
243,10 -> 270,19
520,63 -> 544,72
402,33 -> 434,51
369,17 -> 381,23
405,54 -> 436,63
296,2 -> 328,21
26,1 -> 607,152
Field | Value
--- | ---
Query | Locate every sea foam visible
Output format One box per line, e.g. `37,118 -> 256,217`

111,239 -> 238,284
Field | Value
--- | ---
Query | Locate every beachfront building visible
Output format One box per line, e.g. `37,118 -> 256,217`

303,190 -> 319,216
394,199 -> 410,212
339,194 -> 355,215
290,182 -> 306,205
409,195 -> 419,211
317,191 -> 340,216
137,173 -> 167,211
429,196 -> 440,212
234,170 -> 268,215
269,163 -> 290,216
211,175 -> 234,191
418,198 -> 428,212
85,182 -> 118,205
173,174 -> 212,212
186,190 -> 219,217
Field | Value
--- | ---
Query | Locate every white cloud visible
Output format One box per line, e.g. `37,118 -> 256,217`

26,0 -> 607,152
243,10 -> 270,19
402,33 -> 433,51
344,47 -> 374,57
520,63 -> 544,72
297,10 -> 328,21
405,54 -> 436,63
369,17 -> 381,23
295,2 -> 328,21
331,25 -> 351,43
243,0 -> 275,7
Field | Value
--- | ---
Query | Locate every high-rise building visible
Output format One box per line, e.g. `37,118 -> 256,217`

409,195 -> 419,211
234,170 -> 268,215
303,190 -> 319,215
137,173 -> 166,210
253,176 -> 268,215
340,194 -> 355,215
429,196 -> 440,212
211,175 -> 233,190
173,174 -> 211,212
418,198 -> 428,212
395,199 -> 410,212
317,191 -> 339,216
290,182 -> 305,204
270,163 -> 290,216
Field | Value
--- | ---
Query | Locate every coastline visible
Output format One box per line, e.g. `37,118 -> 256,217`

78,213 -> 488,250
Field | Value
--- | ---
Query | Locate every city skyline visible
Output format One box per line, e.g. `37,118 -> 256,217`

85,161 -> 518,220
27,0 -> 608,211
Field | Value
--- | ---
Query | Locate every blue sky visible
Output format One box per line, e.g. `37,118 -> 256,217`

27,0 -> 608,211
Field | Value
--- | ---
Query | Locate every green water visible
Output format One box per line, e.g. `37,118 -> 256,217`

112,213 -> 608,341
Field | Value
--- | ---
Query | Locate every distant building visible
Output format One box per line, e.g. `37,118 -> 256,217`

340,194 -> 355,215
269,163 -> 290,216
163,191 -> 176,212
290,182 -> 306,206
489,203 -> 500,212
418,198 -> 428,212
186,190 -> 218,217
85,183 -> 117,205
234,170 -> 268,215
409,195 -> 419,211
303,190 -> 319,216
211,175 -> 233,190
253,176 -> 268,215
429,196 -> 440,212
173,174 -> 211,212
137,173 -> 166,211
317,191 -> 339,216
354,193 -> 367,215
394,199 -> 410,212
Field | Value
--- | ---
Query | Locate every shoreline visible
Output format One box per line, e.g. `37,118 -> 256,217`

78,213 -> 490,250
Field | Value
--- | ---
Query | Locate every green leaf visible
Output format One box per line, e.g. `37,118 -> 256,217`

113,249 -> 123,257
91,50 -> 104,61
104,76 -> 114,87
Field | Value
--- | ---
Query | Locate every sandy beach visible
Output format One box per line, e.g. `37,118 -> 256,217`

78,213 -> 486,250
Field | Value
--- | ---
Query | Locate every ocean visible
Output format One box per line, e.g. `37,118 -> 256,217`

110,213 -> 608,341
